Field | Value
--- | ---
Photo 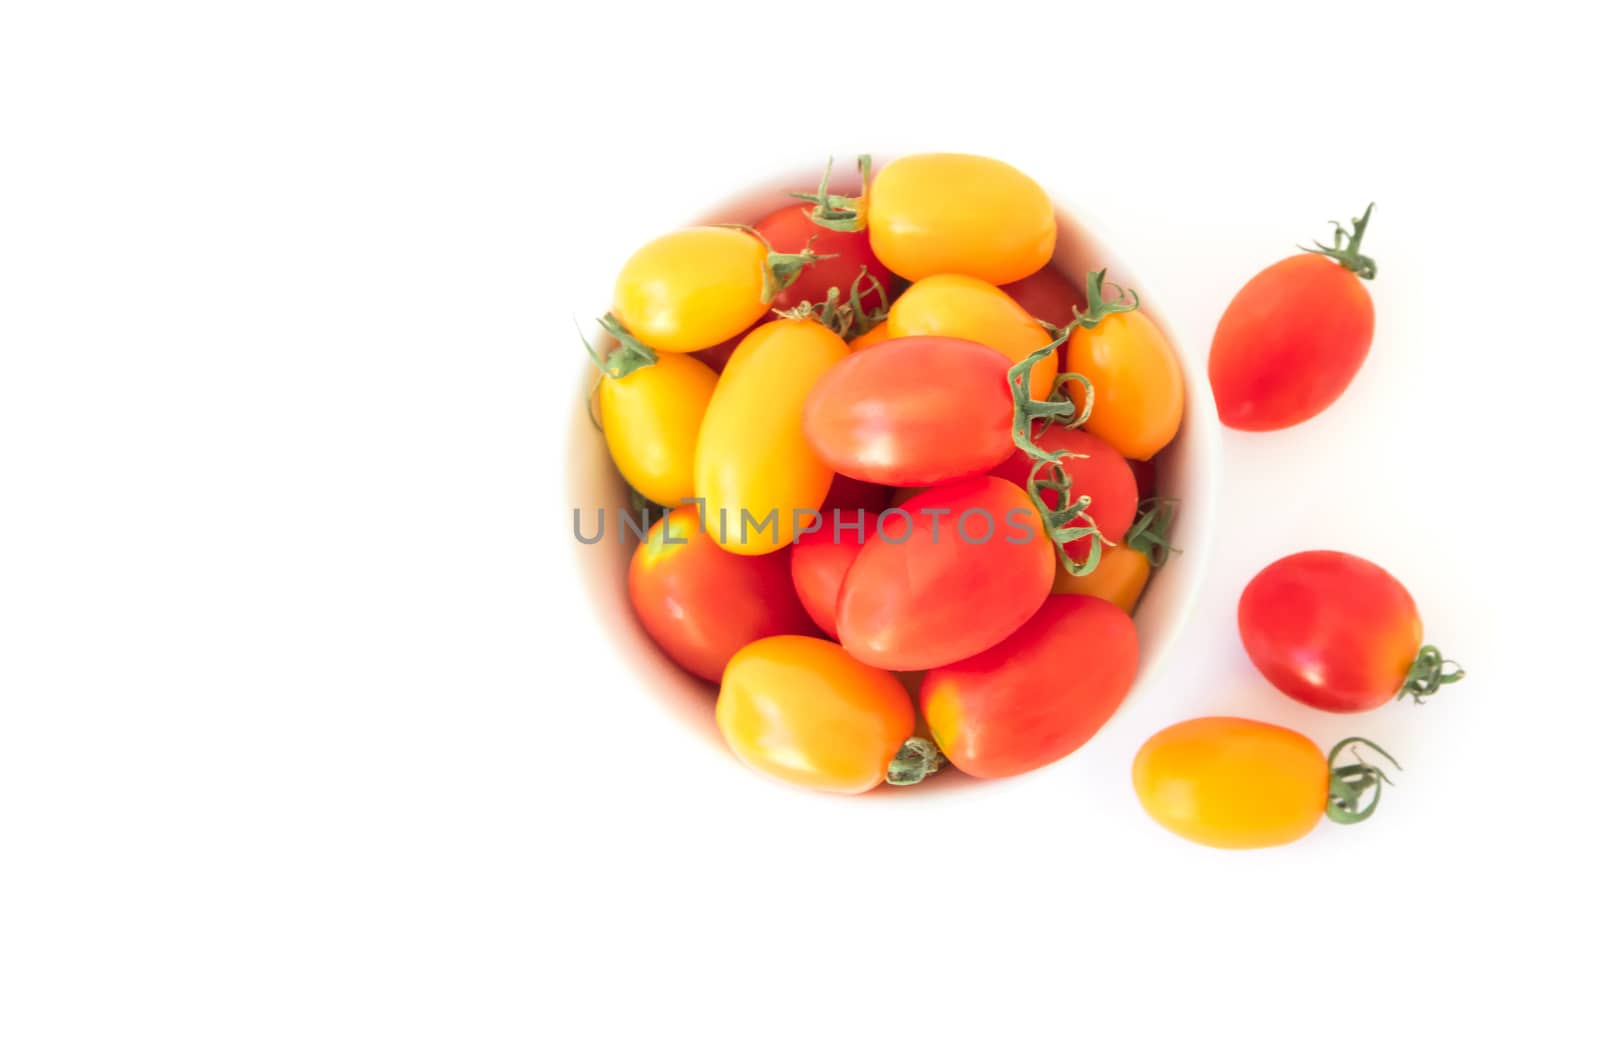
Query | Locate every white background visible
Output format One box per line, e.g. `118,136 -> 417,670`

3,2 -> 1596,1039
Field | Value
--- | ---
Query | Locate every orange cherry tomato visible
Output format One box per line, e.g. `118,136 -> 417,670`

868,153 -> 1055,284
887,274 -> 1056,401
848,321 -> 892,351
1065,309 -> 1184,461
1051,542 -> 1150,608
716,635 -> 914,794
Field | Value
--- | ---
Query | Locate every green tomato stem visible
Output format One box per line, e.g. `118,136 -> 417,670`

886,737 -> 945,786
1325,737 -> 1402,825
1397,645 -> 1465,704
788,155 -> 871,232
1301,202 -> 1378,279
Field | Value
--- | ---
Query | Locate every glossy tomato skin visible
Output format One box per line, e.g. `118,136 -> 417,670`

1239,550 -> 1423,713
887,274 -> 1056,401
836,477 -> 1054,671
922,595 -> 1138,778
692,320 -> 766,373
754,203 -> 894,314
1065,311 -> 1184,461
790,511 -> 878,638
803,336 -> 1015,487
597,352 -> 718,506
848,321 -> 891,351
1000,264 -> 1087,329
696,319 -> 851,554
988,425 -> 1137,563
1051,543 -> 1149,609
868,154 -> 1055,284
1210,254 -> 1374,431
629,507 -> 817,682
612,227 -> 771,352
717,635 -> 914,794
1133,717 -> 1329,849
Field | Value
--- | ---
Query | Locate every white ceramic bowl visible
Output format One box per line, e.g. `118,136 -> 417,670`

565,162 -> 1222,794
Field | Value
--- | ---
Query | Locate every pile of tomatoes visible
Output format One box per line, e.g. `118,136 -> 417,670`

591,154 -> 1182,795
583,154 -> 1464,849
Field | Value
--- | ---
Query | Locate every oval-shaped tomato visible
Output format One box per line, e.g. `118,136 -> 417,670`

717,635 -> 914,794
868,153 -> 1055,285
803,336 -> 1015,487
629,507 -> 817,682
1000,264 -> 1087,329
887,274 -> 1056,401
988,425 -> 1137,563
696,319 -> 851,554
597,352 -> 718,506
1239,550 -> 1460,712
1064,310 -> 1184,461
836,477 -> 1053,670
1051,542 -> 1150,608
754,203 -> 894,315
1133,717 -> 1330,849
848,321 -> 891,351
790,511 -> 878,639
921,595 -> 1138,778
692,321 -> 764,373
1209,210 -> 1377,431
611,227 -> 776,352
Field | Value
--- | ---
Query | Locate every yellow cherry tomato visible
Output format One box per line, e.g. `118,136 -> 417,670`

1065,311 -> 1184,460
1132,717 -> 1329,849
868,153 -> 1056,285
612,227 -> 771,352
717,635 -> 915,794
695,319 -> 850,554
596,352 -> 718,506
887,274 -> 1056,401
1052,542 -> 1151,610
848,321 -> 892,351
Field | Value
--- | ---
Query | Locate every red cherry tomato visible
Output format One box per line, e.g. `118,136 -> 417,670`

988,425 -> 1137,563
1209,206 -> 1378,431
922,595 -> 1138,777
629,506 -> 817,682
1238,550 -> 1463,713
820,473 -> 893,513
836,477 -> 1053,670
693,321 -> 765,373
1000,264 -> 1086,330
803,336 -> 1015,487
753,203 -> 894,314
790,511 -> 879,639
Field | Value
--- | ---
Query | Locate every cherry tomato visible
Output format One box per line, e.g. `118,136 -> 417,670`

629,507 -> 817,682
1065,310 -> 1184,461
754,203 -> 893,315
820,473 -> 893,513
868,153 -> 1055,284
887,274 -> 1056,401
988,425 -> 1136,563
612,227 -> 820,353
790,511 -> 878,638
848,321 -> 892,351
717,635 -> 914,794
1132,717 -> 1331,849
836,477 -> 1053,670
1051,543 -> 1149,608
696,319 -> 851,554
1238,550 -> 1462,713
1000,264 -> 1086,329
922,595 -> 1138,778
595,352 -> 717,506
693,321 -> 765,373
1209,207 -> 1377,431
803,336 -> 1015,487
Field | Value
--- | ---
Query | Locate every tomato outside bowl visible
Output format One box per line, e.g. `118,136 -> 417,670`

564,160 -> 1222,797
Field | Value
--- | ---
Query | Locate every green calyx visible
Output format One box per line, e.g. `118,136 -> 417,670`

789,154 -> 871,232
1397,645 -> 1464,704
725,223 -> 835,304
1072,269 -> 1140,329
774,285 -> 850,336
583,314 -> 658,380
773,266 -> 892,339
1301,202 -> 1377,279
1124,497 -> 1180,566
1325,737 -> 1401,825
886,737 -> 945,786
845,265 -> 890,337
1026,455 -> 1104,577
